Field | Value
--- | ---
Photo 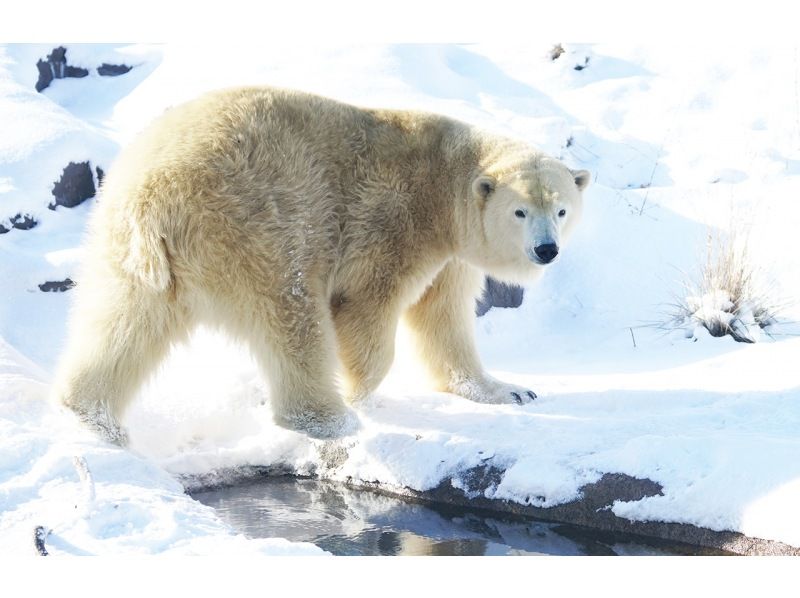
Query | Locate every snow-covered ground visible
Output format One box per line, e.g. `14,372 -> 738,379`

2,43 -> 799,554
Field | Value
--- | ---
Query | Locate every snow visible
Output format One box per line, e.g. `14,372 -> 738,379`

2,42 -> 800,554
0,337 -> 325,555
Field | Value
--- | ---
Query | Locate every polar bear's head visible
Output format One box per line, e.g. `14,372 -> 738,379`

467,155 -> 590,282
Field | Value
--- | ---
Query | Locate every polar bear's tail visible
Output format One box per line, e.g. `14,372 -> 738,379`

122,214 -> 173,293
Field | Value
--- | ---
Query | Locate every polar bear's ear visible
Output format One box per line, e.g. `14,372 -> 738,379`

572,169 -> 591,192
471,175 -> 496,200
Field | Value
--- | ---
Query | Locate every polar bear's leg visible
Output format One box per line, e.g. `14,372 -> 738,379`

404,260 -> 537,405
244,289 -> 355,438
53,277 -> 181,445
333,296 -> 398,403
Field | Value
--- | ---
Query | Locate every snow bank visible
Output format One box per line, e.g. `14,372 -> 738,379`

0,336 -> 326,555
123,327 -> 800,548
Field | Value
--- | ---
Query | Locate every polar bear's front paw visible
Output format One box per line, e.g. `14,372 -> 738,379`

485,381 -> 537,405
449,375 -> 537,405
508,388 -> 537,404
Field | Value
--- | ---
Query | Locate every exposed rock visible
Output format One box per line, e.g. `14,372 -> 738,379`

413,466 -> 799,555
49,162 -> 96,209
11,213 -> 37,230
34,61 -> 53,93
475,276 -> 524,316
33,526 -> 49,557
179,462 -> 800,555
456,461 -> 505,496
38,278 -> 75,293
95,166 -> 105,188
177,465 -> 296,493
0,214 -> 38,234
97,63 -> 132,76
35,47 -> 89,92
574,57 -> 591,71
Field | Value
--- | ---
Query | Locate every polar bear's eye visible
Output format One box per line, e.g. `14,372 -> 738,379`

514,209 -> 526,219
558,209 -> 567,217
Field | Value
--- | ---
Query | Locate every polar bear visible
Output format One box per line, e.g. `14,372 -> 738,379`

52,86 -> 590,444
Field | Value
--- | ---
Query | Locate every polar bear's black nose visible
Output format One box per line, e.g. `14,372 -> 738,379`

534,243 -> 559,263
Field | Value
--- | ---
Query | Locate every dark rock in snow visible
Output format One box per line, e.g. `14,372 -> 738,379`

50,162 -> 96,209
0,214 -> 38,234
457,462 -> 505,496
475,276 -> 524,316
66,65 -> 89,78
412,467 -> 798,555
35,46 -> 89,92
574,56 -> 590,71
33,526 -> 49,556
35,47 -> 133,92
39,278 -> 76,293
11,213 -> 37,230
95,166 -> 105,188
97,63 -> 132,76
35,60 -> 53,93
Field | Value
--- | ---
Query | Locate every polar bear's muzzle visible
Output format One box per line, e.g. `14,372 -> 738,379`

527,242 -> 559,265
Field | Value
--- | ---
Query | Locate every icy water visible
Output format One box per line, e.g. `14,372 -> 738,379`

192,478 -> 720,556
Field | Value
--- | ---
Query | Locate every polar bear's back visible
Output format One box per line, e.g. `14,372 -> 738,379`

89,89 -> 367,288
86,86 -> 477,304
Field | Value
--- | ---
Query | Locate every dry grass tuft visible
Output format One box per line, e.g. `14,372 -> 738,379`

669,228 -> 779,343
549,44 -> 565,61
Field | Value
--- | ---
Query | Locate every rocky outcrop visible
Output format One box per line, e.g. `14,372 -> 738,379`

49,162 -> 96,209
38,279 -> 75,293
36,47 -> 133,92
392,467 -> 800,556
0,214 -> 37,234
180,461 -> 800,555
36,47 -> 89,92
97,63 -> 132,76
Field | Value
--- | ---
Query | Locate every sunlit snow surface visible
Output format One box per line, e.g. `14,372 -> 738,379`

1,43 -> 799,554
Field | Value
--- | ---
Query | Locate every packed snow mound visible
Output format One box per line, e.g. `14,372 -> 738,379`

1,42 -> 799,553
0,336 -> 326,556
123,327 -> 800,547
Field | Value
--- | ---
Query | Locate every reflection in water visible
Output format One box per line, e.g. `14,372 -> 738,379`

191,478 -> 710,556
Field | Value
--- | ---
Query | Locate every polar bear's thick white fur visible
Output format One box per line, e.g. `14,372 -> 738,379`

52,86 -> 590,443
